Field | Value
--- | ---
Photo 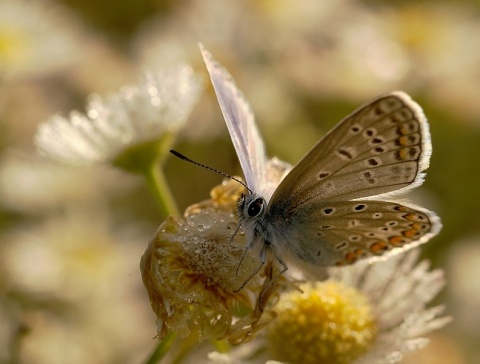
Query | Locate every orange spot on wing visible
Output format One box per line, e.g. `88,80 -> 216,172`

345,252 -> 357,264
411,222 -> 422,230
354,249 -> 366,257
389,236 -> 406,246
369,241 -> 387,254
398,148 -> 408,160
404,213 -> 418,221
399,125 -> 410,135
399,136 -> 409,146
402,229 -> 418,238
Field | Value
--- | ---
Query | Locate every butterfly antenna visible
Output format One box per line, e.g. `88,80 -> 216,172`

169,150 -> 252,193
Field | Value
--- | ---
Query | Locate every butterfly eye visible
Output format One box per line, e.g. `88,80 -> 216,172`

247,198 -> 264,218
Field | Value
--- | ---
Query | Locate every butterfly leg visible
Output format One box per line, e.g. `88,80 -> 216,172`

235,245 -> 250,276
229,220 -> 243,244
263,251 -> 288,292
274,252 -> 288,277
257,247 -> 290,311
234,241 -> 268,293
234,223 -> 258,276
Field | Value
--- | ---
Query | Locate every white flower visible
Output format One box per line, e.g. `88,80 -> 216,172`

0,152 -> 99,214
0,212 -> 154,363
206,249 -> 449,364
35,65 -> 202,168
0,0 -> 83,78
336,249 -> 451,364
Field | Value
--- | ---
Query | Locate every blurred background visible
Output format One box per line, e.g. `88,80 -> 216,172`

1,0 -> 479,363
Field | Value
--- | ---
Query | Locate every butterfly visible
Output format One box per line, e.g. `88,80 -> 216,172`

197,44 -> 441,282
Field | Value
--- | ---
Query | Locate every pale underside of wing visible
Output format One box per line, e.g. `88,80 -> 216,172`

270,92 -> 432,209
200,44 -> 267,194
267,199 -> 441,268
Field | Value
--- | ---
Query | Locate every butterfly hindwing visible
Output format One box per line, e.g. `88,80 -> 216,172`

270,200 -> 440,267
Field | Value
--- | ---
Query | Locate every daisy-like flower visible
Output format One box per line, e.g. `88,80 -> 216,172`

0,152 -> 100,215
0,0 -> 82,79
0,211 -> 155,363
140,159 -> 296,348
35,65 -> 202,216
35,65 -> 202,170
207,249 -> 449,364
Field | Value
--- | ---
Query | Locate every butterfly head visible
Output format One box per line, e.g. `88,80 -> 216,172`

238,193 -> 266,221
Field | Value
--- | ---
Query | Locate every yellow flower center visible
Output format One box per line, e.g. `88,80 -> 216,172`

0,26 -> 29,66
267,281 -> 376,364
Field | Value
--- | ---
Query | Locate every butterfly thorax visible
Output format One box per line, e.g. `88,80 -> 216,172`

237,192 -> 298,277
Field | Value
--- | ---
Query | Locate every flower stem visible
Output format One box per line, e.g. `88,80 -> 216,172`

144,163 -> 180,218
144,332 -> 177,364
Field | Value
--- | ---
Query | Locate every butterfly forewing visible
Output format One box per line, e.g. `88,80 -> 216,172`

200,44 -> 267,194
270,92 -> 431,208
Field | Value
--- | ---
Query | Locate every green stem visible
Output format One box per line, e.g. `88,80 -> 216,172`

170,331 -> 203,364
144,163 -> 180,218
210,339 -> 230,353
144,332 -> 177,364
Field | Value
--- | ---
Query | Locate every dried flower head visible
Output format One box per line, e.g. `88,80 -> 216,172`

141,171 -> 293,344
